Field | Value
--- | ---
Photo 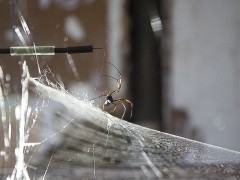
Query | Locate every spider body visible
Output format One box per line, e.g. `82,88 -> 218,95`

104,94 -> 114,106
93,61 -> 133,119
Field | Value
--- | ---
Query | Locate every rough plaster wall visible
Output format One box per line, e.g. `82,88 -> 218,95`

172,0 -> 240,151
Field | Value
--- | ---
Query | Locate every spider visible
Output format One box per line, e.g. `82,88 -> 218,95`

93,61 -> 133,119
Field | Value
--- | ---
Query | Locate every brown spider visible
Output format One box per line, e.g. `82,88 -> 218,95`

93,62 -> 133,119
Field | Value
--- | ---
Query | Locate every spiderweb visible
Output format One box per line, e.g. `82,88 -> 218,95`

0,1 -> 240,180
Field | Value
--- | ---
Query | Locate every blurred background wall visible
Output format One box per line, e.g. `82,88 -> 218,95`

0,0 -> 240,154
172,0 -> 240,151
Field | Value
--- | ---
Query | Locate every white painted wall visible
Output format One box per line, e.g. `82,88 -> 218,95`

172,0 -> 240,151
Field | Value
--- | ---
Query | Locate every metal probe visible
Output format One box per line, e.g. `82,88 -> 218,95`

0,45 -> 101,56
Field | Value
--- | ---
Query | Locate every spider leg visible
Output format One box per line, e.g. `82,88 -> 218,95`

121,102 -> 126,119
103,61 -> 122,96
90,90 -> 110,101
124,99 -> 133,119
113,99 -> 126,119
109,103 -> 118,113
91,94 -> 105,101
114,98 -> 133,119
110,77 -> 121,96
101,74 -> 121,96
102,101 -> 117,112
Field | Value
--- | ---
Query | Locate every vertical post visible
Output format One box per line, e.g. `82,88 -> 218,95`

11,61 -> 30,180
